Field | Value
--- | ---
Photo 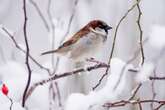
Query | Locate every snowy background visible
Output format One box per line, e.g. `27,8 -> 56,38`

0,0 -> 165,110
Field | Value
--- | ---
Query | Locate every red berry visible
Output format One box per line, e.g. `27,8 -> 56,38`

2,84 -> 8,96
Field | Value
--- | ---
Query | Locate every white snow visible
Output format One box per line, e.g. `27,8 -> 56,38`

136,61 -> 155,83
0,93 -> 25,110
0,102 -> 25,110
0,61 -> 27,100
65,58 -> 133,110
0,61 -> 50,110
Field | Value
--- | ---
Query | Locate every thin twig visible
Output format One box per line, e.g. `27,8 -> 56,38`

47,0 -> 56,72
7,96 -> 13,110
93,0 -> 142,90
46,1 -> 60,109
149,76 -> 165,80
137,98 -> 143,110
136,0 -> 145,65
104,99 -> 165,108
59,0 -> 79,44
129,83 -> 142,100
128,68 -> 165,81
154,103 -> 165,110
151,70 -> 157,109
55,82 -> 62,107
22,0 -> 32,107
48,83 -> 56,110
46,1 -> 79,108
86,58 -> 110,66
29,0 -> 50,31
1,27 -> 51,74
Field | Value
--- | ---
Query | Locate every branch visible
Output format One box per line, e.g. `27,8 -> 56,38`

93,0 -> 142,90
137,98 -> 143,110
22,0 -> 32,107
25,62 -> 109,101
1,27 -> 50,74
46,1 -> 61,108
104,99 -> 165,108
128,68 -> 165,81
46,1 -> 79,108
151,70 -> 157,109
55,82 -> 62,107
136,0 -> 145,65
129,83 -> 142,100
47,0 -> 57,72
29,0 -> 50,31
7,96 -> 13,110
149,76 -> 165,80
154,103 -> 165,110
59,0 -> 79,44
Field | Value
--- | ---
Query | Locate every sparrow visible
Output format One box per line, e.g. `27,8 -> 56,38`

41,20 -> 112,61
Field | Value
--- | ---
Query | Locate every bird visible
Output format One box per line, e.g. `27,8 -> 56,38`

41,20 -> 112,62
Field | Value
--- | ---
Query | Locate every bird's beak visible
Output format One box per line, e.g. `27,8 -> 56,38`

105,25 -> 112,30
104,25 -> 112,34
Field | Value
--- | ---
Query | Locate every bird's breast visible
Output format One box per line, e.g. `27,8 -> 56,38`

68,33 -> 105,61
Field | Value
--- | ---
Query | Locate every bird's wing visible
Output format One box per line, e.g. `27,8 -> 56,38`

41,36 -> 79,55
41,27 -> 90,55
52,28 -> 89,52
41,39 -> 75,55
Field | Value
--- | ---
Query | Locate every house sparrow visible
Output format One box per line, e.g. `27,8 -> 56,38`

41,20 -> 112,61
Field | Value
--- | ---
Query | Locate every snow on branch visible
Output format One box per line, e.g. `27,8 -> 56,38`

25,60 -> 109,101
65,58 -> 133,110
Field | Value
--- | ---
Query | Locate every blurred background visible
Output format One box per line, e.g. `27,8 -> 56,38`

0,0 -> 165,110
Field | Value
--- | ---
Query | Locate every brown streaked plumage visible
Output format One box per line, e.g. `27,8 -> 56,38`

41,20 -> 112,60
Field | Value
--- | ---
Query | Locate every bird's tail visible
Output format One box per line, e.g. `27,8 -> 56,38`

41,46 -> 71,56
41,49 -> 58,55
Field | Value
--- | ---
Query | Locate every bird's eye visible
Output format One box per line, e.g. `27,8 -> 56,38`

99,24 -> 112,33
99,25 -> 105,29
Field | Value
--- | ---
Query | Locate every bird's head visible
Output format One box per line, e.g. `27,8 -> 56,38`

88,20 -> 112,34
